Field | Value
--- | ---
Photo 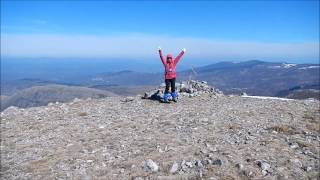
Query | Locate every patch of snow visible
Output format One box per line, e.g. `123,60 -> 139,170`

268,63 -> 297,69
298,66 -> 320,70
282,63 -> 296,68
268,66 -> 282,69
241,95 -> 294,101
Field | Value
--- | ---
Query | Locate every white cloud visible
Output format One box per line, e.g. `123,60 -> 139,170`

1,33 -> 319,62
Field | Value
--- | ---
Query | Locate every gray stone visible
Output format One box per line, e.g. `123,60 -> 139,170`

180,92 -> 188,96
133,177 -> 144,180
169,162 -> 179,174
290,159 -> 302,168
185,161 -> 193,168
303,166 -> 312,172
73,98 -> 81,103
121,96 -> 135,102
160,83 -> 166,88
241,92 -> 248,96
144,159 -> 159,172
235,163 -> 244,170
289,142 -> 299,149
181,160 -> 187,171
206,159 -> 212,165
195,160 -> 204,168
262,170 -> 268,176
212,159 -> 223,166
257,160 -> 271,171
257,160 -> 271,175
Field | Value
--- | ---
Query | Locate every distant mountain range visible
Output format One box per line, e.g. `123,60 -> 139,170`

88,60 -> 319,97
179,60 -> 319,97
1,60 -> 319,110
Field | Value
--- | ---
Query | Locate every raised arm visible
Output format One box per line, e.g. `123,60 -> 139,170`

174,48 -> 186,65
158,47 -> 166,66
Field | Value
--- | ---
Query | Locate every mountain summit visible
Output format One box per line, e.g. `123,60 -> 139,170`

1,82 -> 319,179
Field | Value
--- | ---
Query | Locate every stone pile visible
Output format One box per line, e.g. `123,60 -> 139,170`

143,80 -> 223,100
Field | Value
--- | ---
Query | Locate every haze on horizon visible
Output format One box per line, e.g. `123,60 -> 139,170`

1,0 -> 319,64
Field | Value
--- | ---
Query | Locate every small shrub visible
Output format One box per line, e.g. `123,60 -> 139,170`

267,125 -> 299,135
303,113 -> 315,120
78,112 -> 88,117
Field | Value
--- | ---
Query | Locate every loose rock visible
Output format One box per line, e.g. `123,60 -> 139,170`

195,160 -> 204,168
257,160 -> 271,175
235,163 -> 244,170
212,159 -> 223,166
143,159 -> 159,172
169,162 -> 179,174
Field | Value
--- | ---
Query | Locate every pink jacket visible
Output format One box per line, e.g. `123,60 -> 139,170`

159,50 -> 184,79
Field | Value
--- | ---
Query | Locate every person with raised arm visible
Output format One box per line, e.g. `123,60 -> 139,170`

158,46 -> 186,103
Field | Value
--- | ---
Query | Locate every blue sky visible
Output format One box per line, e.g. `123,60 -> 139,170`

1,0 -> 319,63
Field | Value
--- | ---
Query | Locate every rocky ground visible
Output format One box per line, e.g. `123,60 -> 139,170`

1,81 -> 319,180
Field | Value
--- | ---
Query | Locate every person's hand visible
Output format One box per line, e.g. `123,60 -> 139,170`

158,46 -> 162,51
182,48 -> 186,52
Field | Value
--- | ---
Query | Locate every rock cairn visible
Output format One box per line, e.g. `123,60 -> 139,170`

143,80 -> 223,100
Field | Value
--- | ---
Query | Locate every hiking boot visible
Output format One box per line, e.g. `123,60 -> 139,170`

163,93 -> 170,103
171,91 -> 177,102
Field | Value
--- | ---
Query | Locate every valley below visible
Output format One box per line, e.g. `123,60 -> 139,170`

1,60 -> 319,111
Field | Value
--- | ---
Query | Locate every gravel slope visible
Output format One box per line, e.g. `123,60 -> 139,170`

1,94 -> 319,179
